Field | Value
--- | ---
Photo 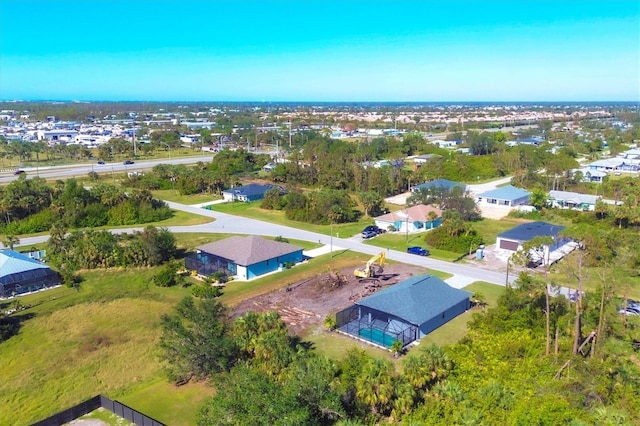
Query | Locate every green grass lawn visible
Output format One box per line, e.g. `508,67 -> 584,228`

0,272 -> 193,425
151,189 -> 221,205
118,380 -> 214,426
364,232 -> 461,262
472,217 -> 525,245
209,201 -> 371,237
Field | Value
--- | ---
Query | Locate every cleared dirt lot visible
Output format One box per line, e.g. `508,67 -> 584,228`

231,263 -> 427,334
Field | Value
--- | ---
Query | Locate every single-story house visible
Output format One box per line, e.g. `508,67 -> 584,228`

412,154 -> 442,166
335,275 -> 472,348
0,250 -> 60,297
496,221 -> 566,253
222,183 -> 283,202
478,185 -> 531,207
587,158 -> 625,172
572,168 -> 607,183
549,190 -> 600,211
411,178 -> 466,193
374,204 -> 443,233
185,235 -> 304,280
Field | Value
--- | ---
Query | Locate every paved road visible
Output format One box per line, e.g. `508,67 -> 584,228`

0,155 -> 215,184
9,200 -> 513,287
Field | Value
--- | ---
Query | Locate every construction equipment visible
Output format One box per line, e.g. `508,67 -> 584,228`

354,252 -> 386,280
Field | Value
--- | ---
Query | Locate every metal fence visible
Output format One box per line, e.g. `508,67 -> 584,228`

335,305 -> 418,348
31,395 -> 165,426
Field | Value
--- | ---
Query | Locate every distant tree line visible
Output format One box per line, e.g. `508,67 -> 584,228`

0,177 -> 172,234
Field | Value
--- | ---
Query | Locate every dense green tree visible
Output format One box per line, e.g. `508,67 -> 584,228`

158,296 -> 237,384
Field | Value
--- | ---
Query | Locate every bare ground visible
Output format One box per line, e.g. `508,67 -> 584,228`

231,263 -> 427,334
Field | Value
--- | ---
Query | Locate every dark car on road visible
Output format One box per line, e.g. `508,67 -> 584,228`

362,230 -> 377,239
97,160 -> 105,165
407,246 -> 430,256
123,160 -> 135,165
362,225 -> 384,235
14,170 -> 25,175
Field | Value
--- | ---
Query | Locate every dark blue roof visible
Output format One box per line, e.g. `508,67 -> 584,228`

356,275 -> 471,326
498,221 -> 565,242
223,183 -> 278,197
413,179 -> 466,192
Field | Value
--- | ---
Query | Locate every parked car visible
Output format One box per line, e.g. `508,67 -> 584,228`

362,225 -> 382,234
13,170 -> 25,175
362,230 -> 377,239
619,308 -> 639,316
97,160 -> 105,165
407,246 -> 430,256
123,160 -> 135,165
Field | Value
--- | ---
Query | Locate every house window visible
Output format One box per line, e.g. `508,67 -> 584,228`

441,312 -> 445,319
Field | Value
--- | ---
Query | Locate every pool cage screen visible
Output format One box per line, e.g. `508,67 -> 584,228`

0,269 -> 60,297
335,305 -> 418,348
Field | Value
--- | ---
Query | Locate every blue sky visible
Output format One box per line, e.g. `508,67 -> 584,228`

1,0 -> 638,101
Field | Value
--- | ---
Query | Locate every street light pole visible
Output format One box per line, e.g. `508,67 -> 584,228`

330,223 -> 333,258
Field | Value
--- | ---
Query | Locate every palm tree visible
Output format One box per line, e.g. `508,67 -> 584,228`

355,358 -> 395,415
2,235 -> 19,250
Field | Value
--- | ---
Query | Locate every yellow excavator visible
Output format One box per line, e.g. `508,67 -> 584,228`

354,252 -> 386,279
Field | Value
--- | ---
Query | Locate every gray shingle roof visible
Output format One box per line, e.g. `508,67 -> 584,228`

412,179 -> 466,192
0,250 -> 51,279
356,275 -> 471,326
498,221 -> 565,242
196,235 -> 302,266
222,183 -> 278,197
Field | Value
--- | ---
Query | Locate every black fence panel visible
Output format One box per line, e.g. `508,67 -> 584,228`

32,395 -> 165,426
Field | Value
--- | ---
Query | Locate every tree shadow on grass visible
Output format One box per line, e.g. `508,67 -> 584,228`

0,310 -> 35,343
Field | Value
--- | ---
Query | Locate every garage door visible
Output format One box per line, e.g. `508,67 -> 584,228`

499,239 -> 519,251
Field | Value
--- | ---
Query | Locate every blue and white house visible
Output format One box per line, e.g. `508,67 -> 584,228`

549,190 -> 600,211
186,236 -> 304,281
0,250 -> 60,297
478,185 -> 531,207
335,275 -> 472,348
374,204 -> 443,233
222,183 -> 283,203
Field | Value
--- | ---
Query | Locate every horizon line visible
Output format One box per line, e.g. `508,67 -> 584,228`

1,99 -> 639,104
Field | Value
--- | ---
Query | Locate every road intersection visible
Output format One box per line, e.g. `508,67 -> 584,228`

8,199 -> 514,288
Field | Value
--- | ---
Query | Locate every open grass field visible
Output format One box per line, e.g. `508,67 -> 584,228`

0,268 -> 194,426
0,242 -> 377,425
150,189 -> 221,205
209,201 -> 371,238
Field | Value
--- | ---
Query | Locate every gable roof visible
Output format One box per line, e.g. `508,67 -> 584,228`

498,221 -> 565,242
412,179 -> 466,192
222,183 -> 279,197
374,204 -> 443,223
0,250 -> 51,279
549,190 -> 600,205
356,275 -> 471,326
479,185 -> 530,200
196,235 -> 302,266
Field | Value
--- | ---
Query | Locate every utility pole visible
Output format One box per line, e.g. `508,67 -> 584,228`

288,120 -> 292,148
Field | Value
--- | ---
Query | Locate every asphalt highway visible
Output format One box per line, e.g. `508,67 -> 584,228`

0,155 -> 215,184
